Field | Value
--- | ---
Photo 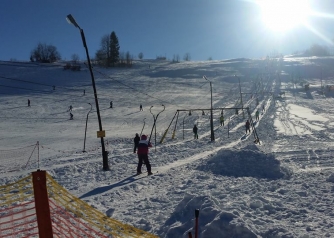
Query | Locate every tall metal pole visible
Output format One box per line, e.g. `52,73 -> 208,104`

67,14 -> 109,170
203,76 -> 215,141
236,75 -> 245,119
83,103 -> 92,152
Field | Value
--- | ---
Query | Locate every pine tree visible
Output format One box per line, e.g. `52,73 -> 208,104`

110,31 -> 120,67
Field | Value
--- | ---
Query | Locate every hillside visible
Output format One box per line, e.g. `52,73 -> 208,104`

1,57 -> 334,237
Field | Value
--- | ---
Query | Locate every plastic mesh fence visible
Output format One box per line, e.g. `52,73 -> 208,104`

0,175 -> 38,237
0,172 -> 158,237
46,173 -> 157,237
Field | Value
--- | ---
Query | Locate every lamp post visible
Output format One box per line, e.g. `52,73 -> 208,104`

203,76 -> 215,141
235,75 -> 245,119
66,14 -> 109,170
83,103 -> 92,152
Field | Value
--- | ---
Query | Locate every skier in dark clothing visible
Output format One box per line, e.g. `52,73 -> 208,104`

133,133 -> 140,153
137,135 -> 153,175
28,99 -> 30,107
245,120 -> 250,134
140,104 -> 143,111
193,125 -> 198,139
110,101 -> 113,108
70,112 -> 73,120
255,110 -> 260,121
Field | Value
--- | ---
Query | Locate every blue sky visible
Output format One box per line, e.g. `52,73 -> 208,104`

1,0 -> 334,61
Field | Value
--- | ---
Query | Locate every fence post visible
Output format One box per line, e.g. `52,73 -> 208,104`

32,170 -> 53,237
195,209 -> 199,238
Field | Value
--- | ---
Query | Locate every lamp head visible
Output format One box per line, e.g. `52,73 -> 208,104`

66,14 -> 80,29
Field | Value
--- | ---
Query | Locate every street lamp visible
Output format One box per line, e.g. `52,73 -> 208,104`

66,14 -> 109,170
83,103 -> 92,152
203,76 -> 215,141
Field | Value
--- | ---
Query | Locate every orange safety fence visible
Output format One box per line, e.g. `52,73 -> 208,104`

0,170 -> 158,238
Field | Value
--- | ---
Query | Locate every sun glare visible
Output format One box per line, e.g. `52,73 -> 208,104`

257,0 -> 311,32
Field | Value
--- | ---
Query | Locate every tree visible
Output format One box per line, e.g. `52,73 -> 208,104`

172,54 -> 180,63
71,54 -> 80,64
95,32 -> 120,67
304,44 -> 329,57
183,53 -> 191,61
126,51 -> 133,66
95,34 -> 110,67
30,43 -> 61,63
138,52 -> 144,59
110,31 -> 120,67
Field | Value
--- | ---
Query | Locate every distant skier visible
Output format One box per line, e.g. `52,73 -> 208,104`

262,104 -> 265,112
28,99 -> 30,107
133,133 -> 140,153
68,105 -> 73,112
245,120 -> 250,134
220,115 -> 224,126
83,89 -> 85,96
110,101 -> 113,108
193,125 -> 198,139
202,110 -> 205,116
255,110 -> 260,121
140,104 -> 143,111
137,135 -> 153,175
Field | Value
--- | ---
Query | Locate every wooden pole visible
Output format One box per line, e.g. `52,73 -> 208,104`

32,170 -> 53,238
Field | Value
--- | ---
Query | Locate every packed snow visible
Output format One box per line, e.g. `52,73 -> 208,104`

1,57 -> 334,237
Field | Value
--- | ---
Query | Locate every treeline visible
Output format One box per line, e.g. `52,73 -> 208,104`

29,31 -> 137,67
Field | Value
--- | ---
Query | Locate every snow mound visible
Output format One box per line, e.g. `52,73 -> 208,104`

158,194 -> 256,238
197,149 -> 287,179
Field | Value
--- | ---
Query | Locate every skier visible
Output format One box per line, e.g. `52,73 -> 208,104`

255,110 -> 260,121
68,105 -> 73,112
193,125 -> 198,139
262,104 -> 265,112
110,101 -> 113,108
83,89 -> 85,96
133,133 -> 140,153
70,112 -> 73,120
220,115 -> 224,126
202,110 -> 205,116
28,99 -> 30,107
245,120 -> 250,134
137,135 -> 153,175
140,104 -> 143,111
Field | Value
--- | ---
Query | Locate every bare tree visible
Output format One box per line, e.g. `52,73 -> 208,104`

71,54 -> 80,64
138,52 -> 144,59
30,43 -> 61,63
126,51 -> 133,66
95,34 -> 110,67
183,53 -> 191,61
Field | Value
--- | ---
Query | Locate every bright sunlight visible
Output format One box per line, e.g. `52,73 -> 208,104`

257,0 -> 311,32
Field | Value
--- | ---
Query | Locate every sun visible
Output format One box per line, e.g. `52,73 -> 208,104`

257,0 -> 311,32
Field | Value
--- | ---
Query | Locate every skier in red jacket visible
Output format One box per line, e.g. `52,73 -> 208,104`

137,135 -> 153,175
